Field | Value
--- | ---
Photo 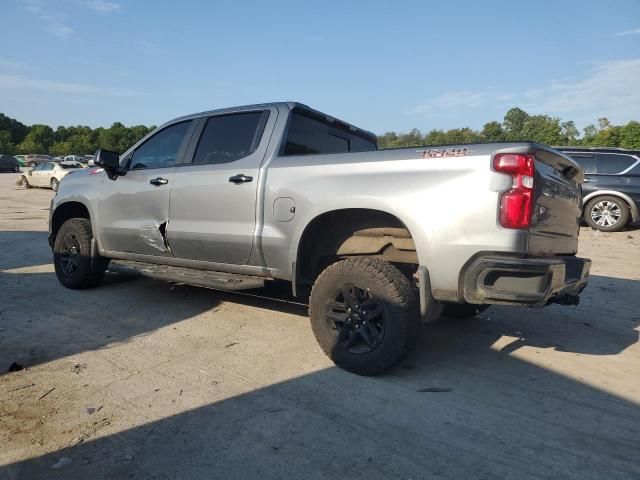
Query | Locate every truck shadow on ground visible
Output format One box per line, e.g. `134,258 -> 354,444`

1,269 -> 640,478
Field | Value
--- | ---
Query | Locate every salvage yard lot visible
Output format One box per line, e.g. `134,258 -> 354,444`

0,171 -> 639,479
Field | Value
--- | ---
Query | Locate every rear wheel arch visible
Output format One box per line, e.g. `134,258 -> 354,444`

294,208 -> 420,289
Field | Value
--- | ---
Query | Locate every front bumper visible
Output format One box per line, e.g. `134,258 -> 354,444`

463,254 -> 591,308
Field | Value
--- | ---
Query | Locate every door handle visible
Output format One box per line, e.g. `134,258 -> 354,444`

228,174 -> 253,184
583,178 -> 594,183
149,177 -> 169,186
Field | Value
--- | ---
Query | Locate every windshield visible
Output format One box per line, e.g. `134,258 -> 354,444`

59,162 -> 83,169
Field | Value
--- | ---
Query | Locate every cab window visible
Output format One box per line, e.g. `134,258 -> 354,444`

129,121 -> 192,170
192,111 -> 267,165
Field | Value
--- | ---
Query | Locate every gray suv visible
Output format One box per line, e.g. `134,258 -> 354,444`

559,147 -> 640,231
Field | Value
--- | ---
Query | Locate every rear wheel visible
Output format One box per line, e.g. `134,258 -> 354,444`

309,257 -> 420,375
442,302 -> 489,319
13,164 -> 19,173
584,196 -> 629,232
53,218 -> 108,289
50,177 -> 59,191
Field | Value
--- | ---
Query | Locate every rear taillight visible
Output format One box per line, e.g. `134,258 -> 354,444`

493,153 -> 535,229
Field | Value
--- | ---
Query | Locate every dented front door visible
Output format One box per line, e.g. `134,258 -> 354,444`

98,168 -> 176,256
96,120 -> 194,256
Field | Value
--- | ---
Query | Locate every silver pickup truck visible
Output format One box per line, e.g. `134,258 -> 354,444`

49,102 -> 591,375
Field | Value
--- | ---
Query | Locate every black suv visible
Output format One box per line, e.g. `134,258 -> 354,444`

559,147 -> 640,232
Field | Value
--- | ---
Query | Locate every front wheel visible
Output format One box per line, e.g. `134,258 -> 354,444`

53,218 -> 108,289
309,257 -> 420,375
50,178 -> 59,191
20,176 -> 30,189
584,196 -> 629,232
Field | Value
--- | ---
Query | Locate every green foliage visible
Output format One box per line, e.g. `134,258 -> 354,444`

620,121 -> 640,149
481,121 -> 505,142
0,109 -> 638,156
520,115 -> 563,145
380,108 -> 639,150
503,107 -> 529,140
0,115 -> 153,156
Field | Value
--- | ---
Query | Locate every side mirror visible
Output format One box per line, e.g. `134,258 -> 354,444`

94,149 -> 123,179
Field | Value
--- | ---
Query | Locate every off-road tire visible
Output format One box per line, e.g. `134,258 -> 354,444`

53,218 -> 108,289
442,302 -> 489,319
50,177 -> 59,191
309,257 -> 420,375
584,195 -> 629,232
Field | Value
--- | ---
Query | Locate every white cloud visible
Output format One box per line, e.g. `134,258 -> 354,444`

412,91 -> 515,113
0,73 -> 142,97
525,59 -> 640,124
78,0 -> 121,14
46,23 -> 75,38
411,59 -> 640,127
20,0 -> 74,38
138,40 -> 166,56
613,28 -> 640,37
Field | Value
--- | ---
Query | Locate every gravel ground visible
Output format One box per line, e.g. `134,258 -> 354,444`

1,171 -> 639,480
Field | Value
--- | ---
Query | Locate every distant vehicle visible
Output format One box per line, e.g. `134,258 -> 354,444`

0,154 -> 21,173
15,155 -> 26,166
559,147 -> 640,232
84,154 -> 95,166
21,160 -> 84,191
54,156 -> 65,162
25,154 -> 52,167
64,155 -> 86,164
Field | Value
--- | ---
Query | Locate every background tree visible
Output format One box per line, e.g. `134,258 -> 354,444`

0,109 -> 637,156
560,121 -> 579,146
481,121 -> 505,141
503,107 -> 529,140
620,121 -> 640,149
17,125 -> 54,154
520,115 -> 563,145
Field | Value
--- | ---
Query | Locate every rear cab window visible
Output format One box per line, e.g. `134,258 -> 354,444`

281,108 -> 377,156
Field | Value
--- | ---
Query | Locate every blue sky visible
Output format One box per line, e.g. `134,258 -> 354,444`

1,0 -> 639,134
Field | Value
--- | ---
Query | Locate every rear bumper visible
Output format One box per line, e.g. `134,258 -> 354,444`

462,254 -> 591,308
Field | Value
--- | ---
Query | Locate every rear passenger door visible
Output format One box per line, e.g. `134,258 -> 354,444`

566,153 -> 597,197
167,108 -> 276,265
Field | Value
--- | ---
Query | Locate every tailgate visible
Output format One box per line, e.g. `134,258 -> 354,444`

528,146 -> 583,255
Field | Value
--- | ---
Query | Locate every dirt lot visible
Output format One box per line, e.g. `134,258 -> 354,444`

1,171 -> 639,480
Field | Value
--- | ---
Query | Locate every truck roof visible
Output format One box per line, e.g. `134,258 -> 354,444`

166,101 -> 378,143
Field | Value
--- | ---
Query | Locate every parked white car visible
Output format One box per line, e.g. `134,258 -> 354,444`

21,161 -> 85,191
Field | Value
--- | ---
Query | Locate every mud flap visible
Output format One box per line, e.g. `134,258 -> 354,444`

417,266 -> 443,323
